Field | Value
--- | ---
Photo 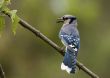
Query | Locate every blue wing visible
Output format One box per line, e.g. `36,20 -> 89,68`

60,33 -> 80,50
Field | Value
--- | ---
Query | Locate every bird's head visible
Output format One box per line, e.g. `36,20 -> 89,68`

57,15 -> 77,24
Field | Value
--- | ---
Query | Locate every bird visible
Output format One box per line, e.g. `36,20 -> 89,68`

57,15 -> 80,74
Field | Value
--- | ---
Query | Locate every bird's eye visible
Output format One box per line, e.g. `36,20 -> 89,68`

64,17 -> 68,20
62,16 -> 68,20
62,17 -> 68,20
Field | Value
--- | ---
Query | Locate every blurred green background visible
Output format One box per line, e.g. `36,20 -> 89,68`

0,0 -> 110,78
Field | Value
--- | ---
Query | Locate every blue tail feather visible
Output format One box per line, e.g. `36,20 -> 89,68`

61,48 -> 77,73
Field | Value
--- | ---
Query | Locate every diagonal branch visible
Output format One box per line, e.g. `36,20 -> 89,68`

19,18 -> 99,78
3,12 -> 99,78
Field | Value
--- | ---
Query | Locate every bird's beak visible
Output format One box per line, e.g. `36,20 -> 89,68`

56,17 -> 64,23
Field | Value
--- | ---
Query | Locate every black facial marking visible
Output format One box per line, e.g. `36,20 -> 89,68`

63,16 -> 68,20
69,17 -> 76,24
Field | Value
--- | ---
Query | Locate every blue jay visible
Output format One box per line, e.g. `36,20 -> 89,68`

57,15 -> 80,74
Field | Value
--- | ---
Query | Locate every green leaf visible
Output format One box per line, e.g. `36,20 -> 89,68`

0,0 -> 4,8
9,10 -> 17,22
11,15 -> 19,35
0,0 -> 10,9
4,0 -> 11,5
0,16 -> 5,36
9,10 -> 19,35
0,0 -> 10,13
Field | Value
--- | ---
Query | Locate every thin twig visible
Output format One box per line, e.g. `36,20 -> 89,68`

0,64 -> 5,78
3,12 -> 99,78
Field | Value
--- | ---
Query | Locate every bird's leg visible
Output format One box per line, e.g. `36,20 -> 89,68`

77,66 -> 81,71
